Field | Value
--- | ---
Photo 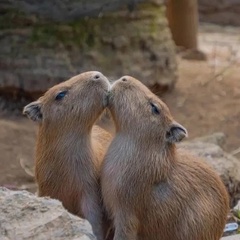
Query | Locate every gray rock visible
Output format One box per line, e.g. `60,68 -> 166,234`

199,0 -> 240,26
221,235 -> 240,240
0,187 -> 95,240
179,141 -> 240,208
189,132 -> 226,147
1,0 -> 148,22
233,200 -> 240,211
0,0 -> 176,102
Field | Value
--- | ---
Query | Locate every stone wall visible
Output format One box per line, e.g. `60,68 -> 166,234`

199,0 -> 240,26
0,188 -> 95,239
0,0 -> 177,101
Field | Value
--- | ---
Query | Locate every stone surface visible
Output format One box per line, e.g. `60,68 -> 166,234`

0,187 -> 95,240
233,200 -> 240,211
198,23 -> 240,70
199,0 -> 240,26
0,0 -> 176,100
0,0 -> 148,22
221,235 -> 240,240
189,132 -> 226,147
179,141 -> 240,208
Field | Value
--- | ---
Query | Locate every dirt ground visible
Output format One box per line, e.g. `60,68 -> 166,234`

0,23 -> 239,192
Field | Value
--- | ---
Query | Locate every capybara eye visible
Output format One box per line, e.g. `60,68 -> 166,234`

94,74 -> 100,80
55,90 -> 68,101
121,78 -> 127,82
150,102 -> 160,115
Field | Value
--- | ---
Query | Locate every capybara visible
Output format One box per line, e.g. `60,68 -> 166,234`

101,76 -> 229,240
23,71 -> 113,240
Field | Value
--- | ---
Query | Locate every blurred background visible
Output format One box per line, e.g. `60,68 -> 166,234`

0,0 -> 239,195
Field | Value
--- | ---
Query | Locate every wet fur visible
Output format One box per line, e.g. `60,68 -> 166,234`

101,76 -> 229,240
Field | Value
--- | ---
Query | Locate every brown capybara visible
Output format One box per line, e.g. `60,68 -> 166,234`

101,76 -> 229,240
23,71 -> 113,240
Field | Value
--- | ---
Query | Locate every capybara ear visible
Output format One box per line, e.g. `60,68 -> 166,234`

23,100 -> 42,122
166,122 -> 188,143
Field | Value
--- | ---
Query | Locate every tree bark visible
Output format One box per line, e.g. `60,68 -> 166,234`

166,0 -> 199,49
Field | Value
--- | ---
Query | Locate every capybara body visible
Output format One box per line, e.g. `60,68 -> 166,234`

101,76 -> 229,240
23,71 -> 112,240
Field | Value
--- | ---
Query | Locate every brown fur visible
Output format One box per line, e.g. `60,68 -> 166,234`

96,109 -> 115,135
101,76 -> 229,240
23,71 -> 113,240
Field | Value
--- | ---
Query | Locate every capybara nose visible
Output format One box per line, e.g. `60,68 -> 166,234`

92,71 -> 104,80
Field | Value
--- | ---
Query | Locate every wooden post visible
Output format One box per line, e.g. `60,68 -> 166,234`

166,0 -> 199,49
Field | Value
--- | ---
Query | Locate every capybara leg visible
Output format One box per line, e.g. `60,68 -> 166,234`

81,194 -> 104,240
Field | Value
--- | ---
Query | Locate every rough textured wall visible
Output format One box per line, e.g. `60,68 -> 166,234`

0,0 -> 177,100
0,187 -> 95,239
1,0 -> 146,22
199,0 -> 240,26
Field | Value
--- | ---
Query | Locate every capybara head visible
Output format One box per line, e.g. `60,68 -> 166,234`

23,71 -> 110,128
109,76 -> 187,143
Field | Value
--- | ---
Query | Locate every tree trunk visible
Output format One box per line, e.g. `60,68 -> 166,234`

166,0 -> 199,49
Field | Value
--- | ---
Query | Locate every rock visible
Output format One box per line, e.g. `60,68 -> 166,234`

0,0 -> 176,103
233,200 -> 240,211
0,187 -> 95,240
179,141 -> 240,208
0,0 -> 149,22
221,235 -> 240,240
189,132 -> 226,147
199,0 -> 240,26
181,49 -> 207,61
